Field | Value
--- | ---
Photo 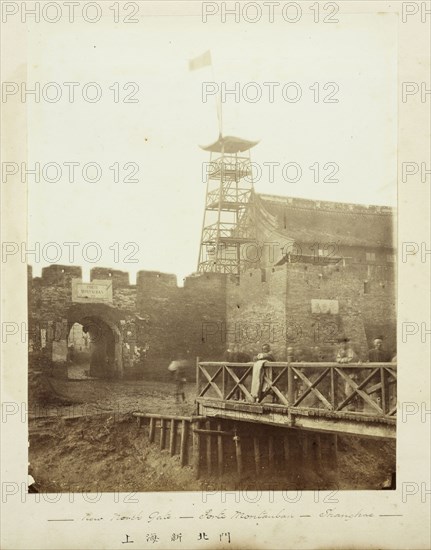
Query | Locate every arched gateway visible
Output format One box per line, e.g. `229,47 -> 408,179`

67,303 -> 123,378
28,267 -> 149,379
28,264 -> 228,381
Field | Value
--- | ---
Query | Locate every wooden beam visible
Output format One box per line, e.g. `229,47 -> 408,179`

287,366 -> 295,405
149,417 -> 155,443
199,365 -> 224,399
160,419 -> 167,450
193,420 -> 201,479
193,428 -> 232,436
330,368 -> 336,408
234,435 -> 242,478
199,361 -> 397,369
381,367 -> 389,414
197,398 -> 264,414
217,421 -> 224,477
225,366 -> 253,402
262,375 -> 289,406
206,421 -> 212,475
292,368 -> 332,410
169,419 -> 176,456
335,368 -> 383,414
197,403 -> 396,439
132,412 -> 205,422
196,356 -> 200,398
180,419 -> 188,467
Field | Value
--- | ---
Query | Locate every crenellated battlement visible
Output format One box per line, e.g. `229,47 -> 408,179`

28,264 -> 228,379
91,267 -> 130,287
28,259 -> 396,380
30,265 -> 230,293
38,264 -> 82,285
136,270 -> 178,288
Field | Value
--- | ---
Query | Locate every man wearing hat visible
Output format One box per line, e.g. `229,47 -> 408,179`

336,338 -> 357,364
368,338 -> 390,362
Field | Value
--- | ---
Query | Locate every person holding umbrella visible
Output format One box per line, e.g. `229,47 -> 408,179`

168,354 -> 189,403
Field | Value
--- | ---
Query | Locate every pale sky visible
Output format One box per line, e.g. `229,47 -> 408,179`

27,11 -> 398,284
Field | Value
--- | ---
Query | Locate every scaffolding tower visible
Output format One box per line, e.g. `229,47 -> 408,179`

197,135 -> 258,275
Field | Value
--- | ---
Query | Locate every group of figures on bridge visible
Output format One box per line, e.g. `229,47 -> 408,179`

223,337 -> 396,367
198,336 -> 397,419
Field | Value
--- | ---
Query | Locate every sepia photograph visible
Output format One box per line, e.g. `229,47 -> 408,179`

24,5 -> 397,494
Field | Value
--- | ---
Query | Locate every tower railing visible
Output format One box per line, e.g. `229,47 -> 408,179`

207,156 -> 252,180
206,187 -> 251,209
201,222 -> 254,243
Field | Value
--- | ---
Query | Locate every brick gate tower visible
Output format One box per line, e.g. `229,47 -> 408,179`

197,135 -> 258,275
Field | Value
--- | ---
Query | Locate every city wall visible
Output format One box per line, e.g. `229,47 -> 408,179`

28,259 -> 396,379
225,262 -> 396,361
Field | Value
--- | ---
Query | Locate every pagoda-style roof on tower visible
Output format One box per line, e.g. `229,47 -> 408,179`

200,135 -> 259,153
255,193 -> 396,249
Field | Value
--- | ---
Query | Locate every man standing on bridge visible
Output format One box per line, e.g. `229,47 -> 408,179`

368,338 -> 390,362
250,344 -> 276,403
336,338 -> 357,363
254,343 -> 275,362
336,338 -> 361,411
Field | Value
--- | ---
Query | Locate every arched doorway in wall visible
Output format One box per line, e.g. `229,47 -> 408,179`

67,304 -> 123,379
81,316 -> 116,378
67,322 -> 91,378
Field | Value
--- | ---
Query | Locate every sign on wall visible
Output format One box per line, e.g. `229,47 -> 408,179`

311,299 -> 339,314
71,279 -> 113,304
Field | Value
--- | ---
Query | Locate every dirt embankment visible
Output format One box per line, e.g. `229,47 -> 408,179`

29,414 -> 395,493
29,415 -> 200,493
28,371 -> 396,493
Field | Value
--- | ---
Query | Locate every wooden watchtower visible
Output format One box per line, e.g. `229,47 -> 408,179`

197,135 -> 258,275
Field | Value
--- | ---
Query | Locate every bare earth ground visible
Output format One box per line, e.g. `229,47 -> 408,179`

30,374 -> 196,418
28,371 -> 396,493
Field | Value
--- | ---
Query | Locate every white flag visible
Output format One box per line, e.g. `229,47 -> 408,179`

189,50 -> 212,71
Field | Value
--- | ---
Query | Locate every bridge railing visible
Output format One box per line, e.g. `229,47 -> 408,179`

197,362 -> 397,419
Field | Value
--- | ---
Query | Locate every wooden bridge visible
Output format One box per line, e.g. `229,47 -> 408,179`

196,361 -> 397,439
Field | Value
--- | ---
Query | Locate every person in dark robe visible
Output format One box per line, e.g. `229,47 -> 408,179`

234,344 -> 251,363
368,338 -> 390,362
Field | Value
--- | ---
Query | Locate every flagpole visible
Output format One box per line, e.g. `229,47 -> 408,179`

210,60 -> 223,137
189,50 -> 223,137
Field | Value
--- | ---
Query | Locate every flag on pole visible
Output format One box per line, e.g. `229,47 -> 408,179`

189,50 -> 212,71
188,49 -> 222,134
